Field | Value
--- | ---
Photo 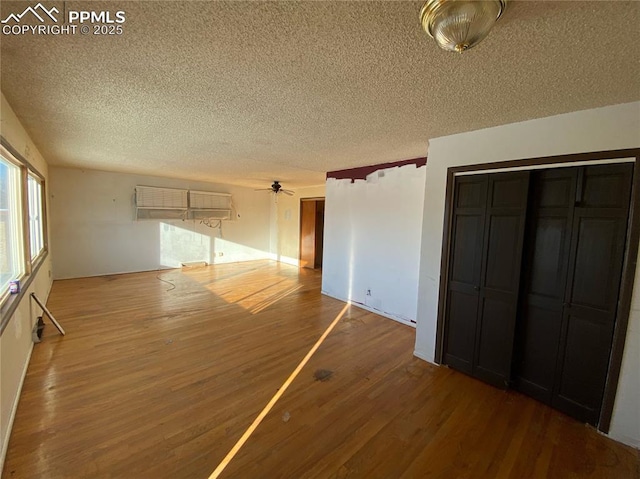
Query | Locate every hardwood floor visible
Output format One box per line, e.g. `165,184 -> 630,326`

3,260 -> 638,478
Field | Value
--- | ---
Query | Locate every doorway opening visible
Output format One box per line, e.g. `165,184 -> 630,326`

299,198 -> 325,269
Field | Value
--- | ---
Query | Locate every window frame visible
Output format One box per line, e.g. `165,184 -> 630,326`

0,137 -> 49,334
0,153 -> 25,298
27,172 -> 45,262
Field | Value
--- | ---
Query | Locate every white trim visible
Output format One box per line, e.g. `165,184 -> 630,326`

0,341 -> 33,474
277,256 -> 299,267
413,349 -> 437,365
0,144 -> 22,167
455,157 -> 635,176
320,290 -> 416,328
268,254 -> 299,267
604,430 -> 640,449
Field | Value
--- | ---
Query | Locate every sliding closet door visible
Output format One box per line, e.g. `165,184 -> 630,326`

554,163 -> 633,424
444,172 -> 529,387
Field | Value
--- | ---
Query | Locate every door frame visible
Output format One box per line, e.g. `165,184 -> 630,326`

434,148 -> 640,433
299,197 -> 325,269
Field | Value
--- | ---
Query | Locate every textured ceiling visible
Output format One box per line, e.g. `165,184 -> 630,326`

1,1 -> 639,188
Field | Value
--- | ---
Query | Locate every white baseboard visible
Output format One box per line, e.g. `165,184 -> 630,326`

320,290 -> 416,328
0,280 -> 51,475
0,341 -> 34,474
276,256 -> 299,267
413,349 -> 437,365
605,430 -> 640,449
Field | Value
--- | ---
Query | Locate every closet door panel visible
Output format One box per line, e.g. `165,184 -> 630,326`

474,172 -> 529,387
484,215 -> 523,291
443,176 -> 488,374
554,164 -> 633,424
538,175 -> 574,208
528,216 -> 570,297
514,169 -> 575,400
554,312 -> 614,423
515,302 -> 563,401
444,290 -> 478,373
450,214 -> 484,286
475,297 -> 513,385
582,165 -> 633,208
570,216 -> 625,310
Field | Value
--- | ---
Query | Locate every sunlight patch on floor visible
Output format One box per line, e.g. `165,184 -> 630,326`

195,269 -> 304,314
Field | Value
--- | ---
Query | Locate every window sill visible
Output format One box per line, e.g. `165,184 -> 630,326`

0,251 -> 48,336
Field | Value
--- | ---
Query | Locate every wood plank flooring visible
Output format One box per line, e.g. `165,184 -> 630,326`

3,260 -> 638,478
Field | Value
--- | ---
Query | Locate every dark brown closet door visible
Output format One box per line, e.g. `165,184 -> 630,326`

515,163 -> 633,426
473,172 -> 529,387
444,172 -> 529,387
553,163 -> 633,425
513,169 -> 576,402
443,175 -> 488,374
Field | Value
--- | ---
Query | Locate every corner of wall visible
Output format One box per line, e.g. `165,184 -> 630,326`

413,348 -> 436,365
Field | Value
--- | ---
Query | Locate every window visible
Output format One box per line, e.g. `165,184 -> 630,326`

0,155 -> 24,296
0,142 -> 48,307
28,174 -> 44,259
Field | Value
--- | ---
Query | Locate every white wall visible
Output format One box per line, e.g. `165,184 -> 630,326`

0,93 -> 53,470
275,185 -> 326,266
49,167 -> 272,279
415,101 -> 640,447
322,164 -> 426,326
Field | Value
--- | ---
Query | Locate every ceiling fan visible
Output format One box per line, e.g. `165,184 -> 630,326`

256,181 -> 294,196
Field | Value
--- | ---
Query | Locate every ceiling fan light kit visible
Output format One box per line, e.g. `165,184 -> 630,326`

256,181 -> 295,196
420,0 -> 507,53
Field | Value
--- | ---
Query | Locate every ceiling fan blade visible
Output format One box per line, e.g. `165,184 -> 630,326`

281,190 -> 295,196
255,188 -> 273,192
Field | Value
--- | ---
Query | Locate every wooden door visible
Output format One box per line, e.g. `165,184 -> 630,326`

513,168 -> 576,403
554,164 -> 633,424
299,199 -> 325,269
473,172 -> 529,387
444,175 -> 488,375
515,163 -> 633,425
444,172 -> 529,387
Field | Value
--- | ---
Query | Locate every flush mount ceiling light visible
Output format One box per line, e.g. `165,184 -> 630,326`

420,0 -> 507,53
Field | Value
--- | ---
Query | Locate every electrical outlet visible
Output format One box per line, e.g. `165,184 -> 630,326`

218,252 -> 224,257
